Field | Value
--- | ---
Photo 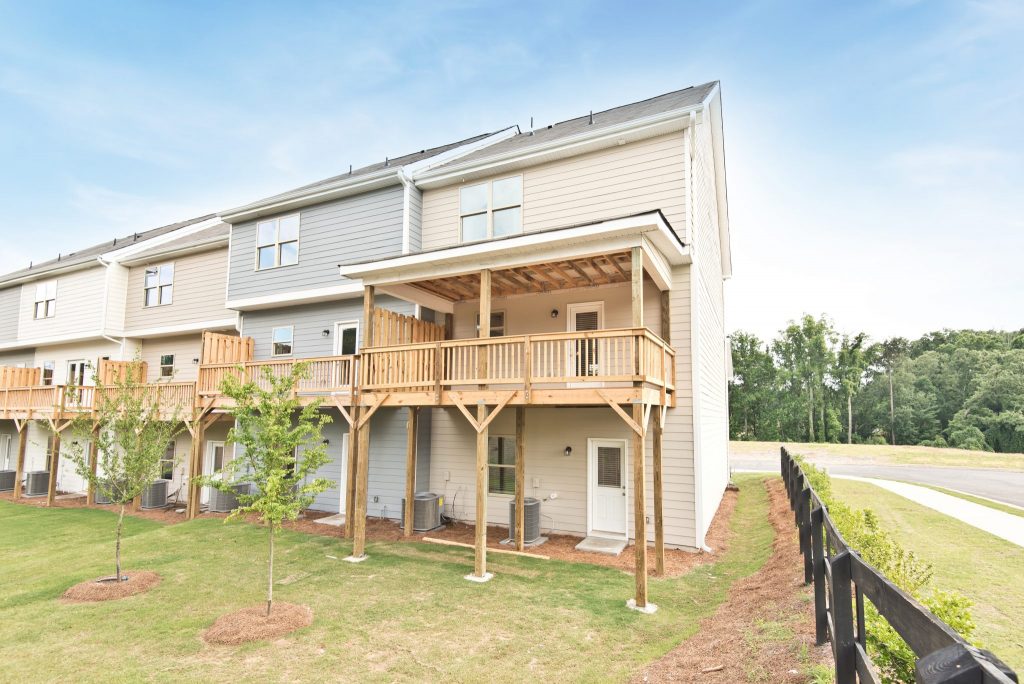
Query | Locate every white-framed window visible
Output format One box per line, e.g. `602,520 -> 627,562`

334,321 -> 360,356
475,311 -> 506,337
33,281 -> 56,319
488,435 -> 516,495
256,214 -> 300,270
0,434 -> 11,470
459,176 -> 522,243
159,441 -> 175,480
41,361 -> 54,386
144,263 -> 174,307
159,355 -> 174,378
272,326 -> 294,357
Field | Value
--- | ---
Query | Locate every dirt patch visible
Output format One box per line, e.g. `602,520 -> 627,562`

633,478 -> 832,682
202,602 -> 313,645
61,571 -> 161,603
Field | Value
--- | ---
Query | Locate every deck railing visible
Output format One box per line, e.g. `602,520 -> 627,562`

197,356 -> 355,396
0,382 -> 196,418
360,327 -> 675,394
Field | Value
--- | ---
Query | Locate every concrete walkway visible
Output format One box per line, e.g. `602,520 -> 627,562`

836,475 -> 1024,548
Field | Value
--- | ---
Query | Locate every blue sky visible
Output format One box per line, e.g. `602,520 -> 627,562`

0,1 -> 1021,340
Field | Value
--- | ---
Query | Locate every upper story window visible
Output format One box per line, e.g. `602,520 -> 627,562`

272,326 -> 294,357
460,176 -> 522,243
41,361 -> 54,386
144,263 -> 174,307
256,215 -> 300,270
33,281 -> 56,319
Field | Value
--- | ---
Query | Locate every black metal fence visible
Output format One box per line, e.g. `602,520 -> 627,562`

780,447 -> 1018,684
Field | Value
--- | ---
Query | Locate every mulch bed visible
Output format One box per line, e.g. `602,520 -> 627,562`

61,571 -> 161,603
202,602 -> 313,645
632,478 -> 832,682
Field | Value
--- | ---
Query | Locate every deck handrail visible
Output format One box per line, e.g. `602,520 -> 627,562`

197,355 -> 356,395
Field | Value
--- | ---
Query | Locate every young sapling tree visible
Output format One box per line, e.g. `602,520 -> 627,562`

65,359 -> 184,582
201,362 -> 333,616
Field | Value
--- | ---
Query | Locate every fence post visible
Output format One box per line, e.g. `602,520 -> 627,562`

917,643 -> 1018,683
799,487 -> 812,584
831,551 -> 856,684
810,504 -> 828,646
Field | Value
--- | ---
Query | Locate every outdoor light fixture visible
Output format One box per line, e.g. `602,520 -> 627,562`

322,438 -> 330,446
564,446 -> 572,457
550,308 -> 559,319
192,358 -> 199,365
322,329 -> 330,337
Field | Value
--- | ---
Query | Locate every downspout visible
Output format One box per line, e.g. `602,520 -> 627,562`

96,256 -> 127,359
398,170 -> 413,255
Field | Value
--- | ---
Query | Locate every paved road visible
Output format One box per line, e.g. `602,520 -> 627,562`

732,455 -> 1024,508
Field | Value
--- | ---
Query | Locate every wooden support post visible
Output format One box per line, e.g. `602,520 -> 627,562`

85,428 -> 99,506
631,247 -> 644,328
12,424 -> 27,500
478,269 -> 491,386
187,421 -> 206,519
632,401 -> 648,608
351,416 -> 371,558
362,285 -> 375,348
403,407 -> 418,536
473,402 -> 489,578
659,290 -> 671,343
515,406 -> 525,551
345,405 -> 359,539
652,405 -> 665,576
46,430 -> 61,506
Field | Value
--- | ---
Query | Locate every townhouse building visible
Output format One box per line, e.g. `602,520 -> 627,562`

0,80 -> 730,610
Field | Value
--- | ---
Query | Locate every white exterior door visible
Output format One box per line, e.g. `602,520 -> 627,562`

201,441 -> 226,505
334,321 -> 360,356
57,439 -> 89,494
588,438 -> 627,538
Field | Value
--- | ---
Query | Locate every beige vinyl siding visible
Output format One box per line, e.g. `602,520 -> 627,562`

664,263 -> 696,546
421,131 -> 687,251
125,247 -> 232,331
103,264 -> 130,333
0,287 -> 21,342
32,339 -> 123,386
18,267 -> 105,342
690,118 -> 730,544
449,280 -> 664,339
139,334 -> 204,383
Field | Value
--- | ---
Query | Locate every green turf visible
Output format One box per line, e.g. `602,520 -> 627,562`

0,474 -> 773,682
831,479 -> 1024,672
731,440 -> 1024,471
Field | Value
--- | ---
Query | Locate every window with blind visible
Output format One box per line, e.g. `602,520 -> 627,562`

159,441 -> 175,480
487,435 -> 516,494
596,445 -> 622,488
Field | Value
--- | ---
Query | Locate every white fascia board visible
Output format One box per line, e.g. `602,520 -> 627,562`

0,260 -> 99,288
103,217 -> 225,263
120,318 -> 237,339
639,235 -> 673,291
218,170 -> 399,224
703,86 -> 733,280
339,213 -> 689,286
403,127 -> 520,178
0,330 -> 107,351
414,108 -> 704,189
117,234 -> 229,267
378,284 -> 455,314
226,282 -> 364,311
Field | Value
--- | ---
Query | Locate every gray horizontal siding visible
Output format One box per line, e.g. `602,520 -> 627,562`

0,288 -> 19,342
302,408 -> 347,513
408,185 -> 422,253
240,295 -> 413,361
227,186 -> 405,300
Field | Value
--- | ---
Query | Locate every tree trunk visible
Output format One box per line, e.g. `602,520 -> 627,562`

888,369 -> 896,445
807,385 -> 815,442
115,504 -> 125,581
847,391 -> 853,445
819,394 -> 826,443
266,526 -> 274,617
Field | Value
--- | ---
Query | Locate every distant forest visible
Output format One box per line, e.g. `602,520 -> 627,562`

729,316 -> 1024,453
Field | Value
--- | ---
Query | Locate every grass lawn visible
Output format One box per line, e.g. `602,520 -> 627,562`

731,440 -> 1024,471
0,475 -> 773,683
911,484 -> 1024,518
830,479 -> 1024,671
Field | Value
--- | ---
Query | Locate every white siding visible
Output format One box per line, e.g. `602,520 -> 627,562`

18,267 -> 105,342
421,132 -> 687,251
125,247 -> 232,332
139,334 -> 204,383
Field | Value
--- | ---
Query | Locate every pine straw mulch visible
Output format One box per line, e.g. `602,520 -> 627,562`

632,478 -> 832,683
61,571 -> 161,603
202,602 -> 313,645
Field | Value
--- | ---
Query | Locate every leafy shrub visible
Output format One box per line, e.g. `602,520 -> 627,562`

947,424 -> 988,451
866,433 -> 889,445
795,457 -> 975,683
917,435 -> 947,448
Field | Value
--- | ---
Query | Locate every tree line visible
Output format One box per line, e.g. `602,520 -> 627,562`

729,315 -> 1024,453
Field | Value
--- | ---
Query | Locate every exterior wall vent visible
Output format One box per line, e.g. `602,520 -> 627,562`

402,492 -> 443,532
25,471 -> 49,497
141,479 -> 169,509
209,482 -> 251,513
0,470 -> 14,492
509,497 -> 542,544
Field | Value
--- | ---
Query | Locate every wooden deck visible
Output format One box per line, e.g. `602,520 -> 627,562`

0,382 -> 196,421
194,327 -> 675,409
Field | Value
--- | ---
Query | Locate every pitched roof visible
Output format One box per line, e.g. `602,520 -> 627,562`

435,81 -> 718,167
122,221 -> 230,262
0,214 -> 216,286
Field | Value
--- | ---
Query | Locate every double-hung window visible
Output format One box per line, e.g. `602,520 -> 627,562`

459,176 -> 522,243
256,215 -> 300,270
487,435 -> 517,495
159,355 -> 175,378
41,361 -> 54,385
272,326 -> 294,357
34,281 -> 56,319
159,441 -> 175,480
144,263 -> 174,306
